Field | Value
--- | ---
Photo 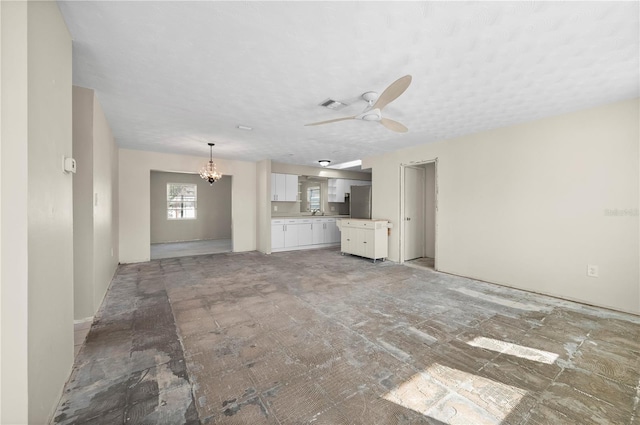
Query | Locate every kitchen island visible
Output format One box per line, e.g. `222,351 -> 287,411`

337,218 -> 390,262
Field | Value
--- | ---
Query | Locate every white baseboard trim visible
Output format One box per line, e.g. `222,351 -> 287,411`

73,316 -> 93,325
271,243 -> 340,253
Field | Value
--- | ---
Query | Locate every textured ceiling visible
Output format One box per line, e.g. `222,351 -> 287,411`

58,1 -> 639,168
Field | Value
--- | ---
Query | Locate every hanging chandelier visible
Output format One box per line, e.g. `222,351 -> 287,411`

199,143 -> 222,185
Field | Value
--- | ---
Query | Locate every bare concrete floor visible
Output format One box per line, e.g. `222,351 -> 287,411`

54,248 -> 640,424
406,257 -> 435,270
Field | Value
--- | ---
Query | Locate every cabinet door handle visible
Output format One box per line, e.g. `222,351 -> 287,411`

311,224 -> 313,230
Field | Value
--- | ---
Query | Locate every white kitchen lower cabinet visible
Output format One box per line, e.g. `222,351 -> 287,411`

272,219 -> 301,249
312,220 -> 325,244
271,220 -> 285,249
314,218 -> 339,244
338,219 -> 389,262
326,219 -> 340,243
283,219 -> 299,248
271,218 -> 342,252
297,219 -> 313,246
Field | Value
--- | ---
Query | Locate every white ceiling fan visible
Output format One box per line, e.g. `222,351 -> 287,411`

305,75 -> 412,133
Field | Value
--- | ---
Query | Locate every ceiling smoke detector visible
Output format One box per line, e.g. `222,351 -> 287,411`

319,99 -> 348,111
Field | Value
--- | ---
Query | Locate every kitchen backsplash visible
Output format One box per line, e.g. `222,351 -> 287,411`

271,201 -> 300,216
271,200 -> 350,217
328,202 -> 349,215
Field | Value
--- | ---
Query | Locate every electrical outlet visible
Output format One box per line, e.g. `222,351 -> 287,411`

273,205 -> 278,212
587,265 -> 599,277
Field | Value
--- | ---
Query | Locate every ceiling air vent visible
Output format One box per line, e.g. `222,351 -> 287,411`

319,98 -> 348,111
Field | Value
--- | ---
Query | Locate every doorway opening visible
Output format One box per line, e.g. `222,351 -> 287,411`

400,160 -> 437,270
150,170 -> 233,260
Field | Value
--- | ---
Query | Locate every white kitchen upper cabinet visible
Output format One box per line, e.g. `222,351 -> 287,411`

285,174 -> 298,202
271,174 -> 277,201
328,179 -> 337,203
271,173 -> 298,202
271,173 -> 285,201
335,179 -> 346,201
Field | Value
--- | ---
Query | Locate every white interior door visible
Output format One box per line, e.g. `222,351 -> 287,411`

404,166 -> 426,261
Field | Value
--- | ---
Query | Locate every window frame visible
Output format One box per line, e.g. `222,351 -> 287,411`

166,182 -> 197,220
307,186 -> 321,211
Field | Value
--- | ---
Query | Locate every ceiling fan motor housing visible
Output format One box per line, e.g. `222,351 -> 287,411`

358,108 -> 382,121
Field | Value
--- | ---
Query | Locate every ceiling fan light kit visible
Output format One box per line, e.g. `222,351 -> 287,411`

305,75 -> 412,133
358,109 -> 382,121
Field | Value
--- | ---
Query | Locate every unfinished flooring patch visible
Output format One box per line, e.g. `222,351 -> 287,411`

55,248 -> 640,424
53,263 -> 199,424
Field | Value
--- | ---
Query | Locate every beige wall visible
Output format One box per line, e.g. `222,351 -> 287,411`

119,149 -> 256,263
72,87 -> 94,320
1,1 -> 74,422
150,172 -> 232,243
1,2 -> 29,422
27,3 -> 74,422
0,2 -> 3,415
425,162 -> 436,259
72,86 -> 119,321
256,159 -> 271,253
363,98 -> 640,314
92,94 -> 119,316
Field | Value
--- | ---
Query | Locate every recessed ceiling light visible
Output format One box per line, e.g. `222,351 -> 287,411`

318,160 -> 331,167
237,124 -> 253,131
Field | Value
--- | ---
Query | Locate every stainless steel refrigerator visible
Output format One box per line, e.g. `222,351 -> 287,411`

350,185 -> 372,219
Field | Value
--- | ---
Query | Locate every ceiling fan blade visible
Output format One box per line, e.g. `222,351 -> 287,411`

380,117 -> 408,133
372,75 -> 412,111
304,116 -> 356,126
